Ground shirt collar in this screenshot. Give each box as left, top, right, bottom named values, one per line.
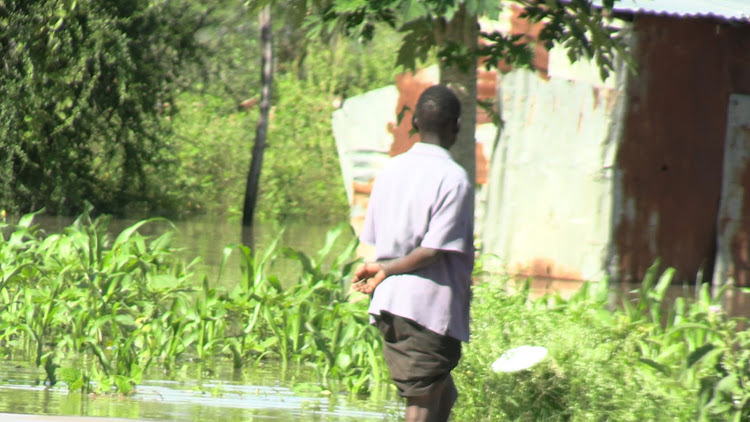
left=407, top=142, right=452, bottom=159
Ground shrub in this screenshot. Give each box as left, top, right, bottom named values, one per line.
left=455, top=267, right=750, bottom=421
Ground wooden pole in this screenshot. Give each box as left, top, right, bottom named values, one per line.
left=242, top=4, right=273, bottom=228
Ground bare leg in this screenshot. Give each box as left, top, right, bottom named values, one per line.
left=436, top=374, right=457, bottom=422
left=405, top=380, right=446, bottom=422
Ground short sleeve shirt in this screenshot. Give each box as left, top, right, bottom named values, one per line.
left=361, top=142, right=474, bottom=342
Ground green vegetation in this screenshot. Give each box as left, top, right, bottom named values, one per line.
left=0, top=210, right=386, bottom=395
left=0, top=0, right=206, bottom=216
left=456, top=265, right=750, bottom=421
left=172, top=28, right=402, bottom=221
left=0, top=0, right=402, bottom=221
left=4, top=210, right=748, bottom=420
left=167, top=32, right=401, bottom=221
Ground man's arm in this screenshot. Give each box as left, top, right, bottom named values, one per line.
left=351, top=247, right=443, bottom=294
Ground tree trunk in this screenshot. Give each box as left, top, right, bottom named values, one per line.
left=242, top=5, right=273, bottom=227
left=435, top=4, right=478, bottom=185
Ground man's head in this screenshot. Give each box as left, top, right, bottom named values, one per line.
left=412, top=85, right=461, bottom=149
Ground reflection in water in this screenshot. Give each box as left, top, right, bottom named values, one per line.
left=3, top=215, right=390, bottom=420
left=33, top=215, right=357, bottom=290
left=0, top=360, right=400, bottom=421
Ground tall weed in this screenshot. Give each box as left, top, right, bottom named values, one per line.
left=455, top=264, right=750, bottom=421
left=0, top=210, right=388, bottom=395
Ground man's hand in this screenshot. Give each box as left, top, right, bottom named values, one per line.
left=351, top=262, right=387, bottom=294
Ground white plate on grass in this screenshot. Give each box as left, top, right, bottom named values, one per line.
left=491, top=346, right=549, bottom=373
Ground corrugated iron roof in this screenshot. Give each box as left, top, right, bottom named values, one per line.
left=605, top=0, right=750, bottom=21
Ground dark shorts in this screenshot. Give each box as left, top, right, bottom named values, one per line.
left=374, top=311, right=462, bottom=398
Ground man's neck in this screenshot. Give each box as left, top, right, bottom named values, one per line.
left=419, top=134, right=444, bottom=148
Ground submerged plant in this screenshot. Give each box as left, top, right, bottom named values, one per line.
left=217, top=223, right=387, bottom=393
left=0, top=210, right=388, bottom=395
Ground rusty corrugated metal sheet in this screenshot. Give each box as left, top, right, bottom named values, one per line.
left=332, top=66, right=499, bottom=246
left=388, top=67, right=440, bottom=157
left=482, top=67, right=626, bottom=282
left=613, top=15, right=750, bottom=284
left=608, top=0, right=750, bottom=21
left=714, top=94, right=750, bottom=286
left=492, top=5, right=550, bottom=78
left=331, top=86, right=398, bottom=206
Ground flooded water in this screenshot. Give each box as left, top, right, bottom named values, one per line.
left=1, top=215, right=400, bottom=421
left=32, top=215, right=358, bottom=289
left=0, top=359, right=401, bottom=421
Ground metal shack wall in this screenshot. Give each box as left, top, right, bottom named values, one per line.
left=614, top=15, right=750, bottom=284
left=482, top=68, right=626, bottom=281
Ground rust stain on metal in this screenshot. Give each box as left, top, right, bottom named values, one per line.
left=513, top=258, right=584, bottom=282
left=728, top=138, right=750, bottom=286
left=389, top=67, right=497, bottom=186
left=592, top=87, right=601, bottom=110
left=389, top=69, right=439, bottom=157
left=495, top=5, right=550, bottom=78
left=475, top=142, right=490, bottom=185
left=614, top=15, right=750, bottom=283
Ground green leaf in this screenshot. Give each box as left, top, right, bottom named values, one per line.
left=651, top=268, right=674, bottom=302
left=336, top=352, right=352, bottom=369
left=18, top=210, right=42, bottom=228
left=112, top=218, right=170, bottom=250
left=401, top=0, right=429, bottom=22
left=464, top=0, right=479, bottom=16
left=333, top=0, right=368, bottom=14
left=292, top=382, right=323, bottom=394
left=59, top=367, right=83, bottom=391
left=715, top=374, right=739, bottom=394
left=395, top=20, right=434, bottom=70
left=637, top=358, right=669, bottom=375
left=114, top=375, right=133, bottom=395
left=267, top=275, right=282, bottom=293
left=115, top=314, right=135, bottom=326
left=283, top=248, right=316, bottom=276
left=259, top=336, right=279, bottom=349
left=666, top=322, right=710, bottom=334
left=245, top=0, right=273, bottom=14
left=687, top=344, right=716, bottom=368
left=150, top=274, right=179, bottom=291
left=317, top=223, right=345, bottom=262
left=130, top=363, right=143, bottom=384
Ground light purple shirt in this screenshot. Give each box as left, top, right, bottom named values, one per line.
left=361, top=142, right=474, bottom=342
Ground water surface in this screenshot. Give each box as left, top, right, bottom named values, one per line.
left=0, top=359, right=400, bottom=421
left=1, top=215, right=396, bottom=420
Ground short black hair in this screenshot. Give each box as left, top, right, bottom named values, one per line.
left=414, top=85, right=461, bottom=134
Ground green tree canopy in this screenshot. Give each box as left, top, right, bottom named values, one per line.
left=0, top=0, right=208, bottom=215
left=305, top=0, right=627, bottom=80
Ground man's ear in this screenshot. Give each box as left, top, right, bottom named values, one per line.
left=412, top=116, right=419, bottom=131
left=454, top=117, right=461, bottom=133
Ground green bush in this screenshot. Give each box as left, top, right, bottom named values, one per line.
left=0, top=0, right=401, bottom=220
left=165, top=32, right=402, bottom=221
left=0, top=0, right=206, bottom=216
left=455, top=267, right=750, bottom=421
left=163, top=92, right=255, bottom=217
